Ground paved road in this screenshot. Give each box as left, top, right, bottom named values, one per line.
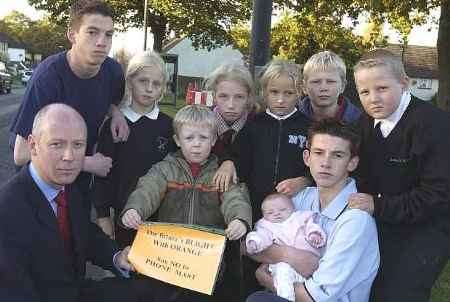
left=0, top=87, right=25, bottom=186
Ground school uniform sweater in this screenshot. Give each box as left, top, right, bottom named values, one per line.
left=357, top=97, right=450, bottom=227
left=93, top=114, right=175, bottom=219
left=233, top=110, right=310, bottom=221
left=356, top=96, right=450, bottom=301
left=357, top=96, right=450, bottom=246
left=299, top=95, right=362, bottom=124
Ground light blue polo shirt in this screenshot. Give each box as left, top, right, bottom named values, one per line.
left=292, top=178, right=380, bottom=302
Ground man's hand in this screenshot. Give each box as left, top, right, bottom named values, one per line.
left=348, top=193, right=375, bottom=215
left=116, top=246, right=135, bottom=272
left=294, top=282, right=314, bottom=302
left=250, top=245, right=319, bottom=278
left=225, top=219, right=247, bottom=240
left=276, top=177, right=310, bottom=197
left=213, top=160, right=237, bottom=192
left=255, top=264, right=275, bottom=292
left=83, top=153, right=112, bottom=177
left=110, top=105, right=129, bottom=142
left=97, top=217, right=114, bottom=239
left=121, top=209, right=142, bottom=230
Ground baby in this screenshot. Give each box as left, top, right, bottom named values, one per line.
left=246, top=193, right=326, bottom=302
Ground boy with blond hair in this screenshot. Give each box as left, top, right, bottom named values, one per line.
left=300, top=50, right=360, bottom=123
left=349, top=49, right=450, bottom=302
left=120, top=104, right=252, bottom=302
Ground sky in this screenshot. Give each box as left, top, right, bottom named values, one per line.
left=0, top=0, right=440, bottom=55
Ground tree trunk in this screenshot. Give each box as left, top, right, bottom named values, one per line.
left=152, top=26, right=164, bottom=52
left=437, top=0, right=450, bottom=111
left=148, top=15, right=167, bottom=52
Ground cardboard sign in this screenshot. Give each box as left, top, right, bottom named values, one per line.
left=128, top=223, right=226, bottom=295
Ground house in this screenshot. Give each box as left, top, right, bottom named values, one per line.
left=0, top=32, right=42, bottom=65
left=0, top=33, right=9, bottom=61
left=163, top=37, right=245, bottom=94
left=7, top=38, right=27, bottom=63
left=386, top=44, right=438, bottom=101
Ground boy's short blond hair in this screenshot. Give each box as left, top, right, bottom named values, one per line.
left=173, top=105, right=218, bottom=139
left=259, top=59, right=302, bottom=96
left=303, top=50, right=347, bottom=89
left=354, top=49, right=408, bottom=80
left=126, top=51, right=168, bottom=94
left=204, top=63, right=256, bottom=109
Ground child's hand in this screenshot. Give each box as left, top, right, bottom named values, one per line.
left=121, top=209, right=142, bottom=230
left=213, top=160, right=237, bottom=192
left=348, top=193, right=375, bottom=215
left=225, top=219, right=247, bottom=240
left=276, top=177, right=310, bottom=197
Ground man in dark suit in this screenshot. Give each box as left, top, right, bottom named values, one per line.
left=0, top=103, right=147, bottom=302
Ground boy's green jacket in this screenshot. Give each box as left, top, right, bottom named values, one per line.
left=121, top=150, right=252, bottom=230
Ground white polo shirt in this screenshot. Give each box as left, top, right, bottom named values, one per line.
left=292, top=178, right=380, bottom=302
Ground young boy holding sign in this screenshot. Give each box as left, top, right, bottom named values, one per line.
left=121, top=104, right=252, bottom=301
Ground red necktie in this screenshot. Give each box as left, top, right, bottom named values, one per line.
left=55, top=190, right=72, bottom=254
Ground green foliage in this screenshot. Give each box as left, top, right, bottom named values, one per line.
left=230, top=11, right=369, bottom=67
left=0, top=11, right=69, bottom=58
left=28, top=0, right=252, bottom=51
left=229, top=22, right=251, bottom=56
left=271, top=12, right=367, bottom=66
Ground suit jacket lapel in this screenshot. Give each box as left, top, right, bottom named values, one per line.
left=21, top=166, right=76, bottom=274
left=67, top=186, right=83, bottom=250
left=21, top=167, right=59, bottom=233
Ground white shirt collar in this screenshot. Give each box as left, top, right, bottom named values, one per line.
left=374, top=91, right=411, bottom=138
left=265, top=107, right=297, bottom=120
left=121, top=104, right=160, bottom=123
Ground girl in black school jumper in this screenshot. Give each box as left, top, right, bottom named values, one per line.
left=204, top=63, right=258, bottom=193
left=233, top=59, right=311, bottom=298
left=203, top=63, right=258, bottom=302
left=349, top=49, right=450, bottom=302
left=93, top=51, right=175, bottom=248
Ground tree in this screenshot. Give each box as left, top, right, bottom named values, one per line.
left=28, top=0, right=252, bottom=51
left=0, top=11, right=69, bottom=59
left=436, top=0, right=449, bottom=111
left=277, top=0, right=450, bottom=111
left=231, top=11, right=370, bottom=66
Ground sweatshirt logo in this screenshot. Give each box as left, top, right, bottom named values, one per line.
left=288, top=134, right=307, bottom=148
left=156, top=137, right=169, bottom=153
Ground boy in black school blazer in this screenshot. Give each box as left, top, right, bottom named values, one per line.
left=349, top=49, right=450, bottom=302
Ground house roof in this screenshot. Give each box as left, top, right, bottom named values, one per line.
left=385, top=44, right=438, bottom=79
left=162, top=37, right=184, bottom=53
left=0, top=32, right=27, bottom=49
left=0, top=32, right=9, bottom=43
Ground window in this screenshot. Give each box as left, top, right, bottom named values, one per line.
left=416, top=78, right=432, bottom=90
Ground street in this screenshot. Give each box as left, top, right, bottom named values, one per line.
left=0, top=87, right=25, bottom=186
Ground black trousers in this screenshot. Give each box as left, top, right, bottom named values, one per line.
left=80, top=277, right=154, bottom=302
left=370, top=224, right=450, bottom=302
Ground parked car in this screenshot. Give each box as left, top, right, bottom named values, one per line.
left=22, top=70, right=33, bottom=86
left=0, top=62, right=12, bottom=94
